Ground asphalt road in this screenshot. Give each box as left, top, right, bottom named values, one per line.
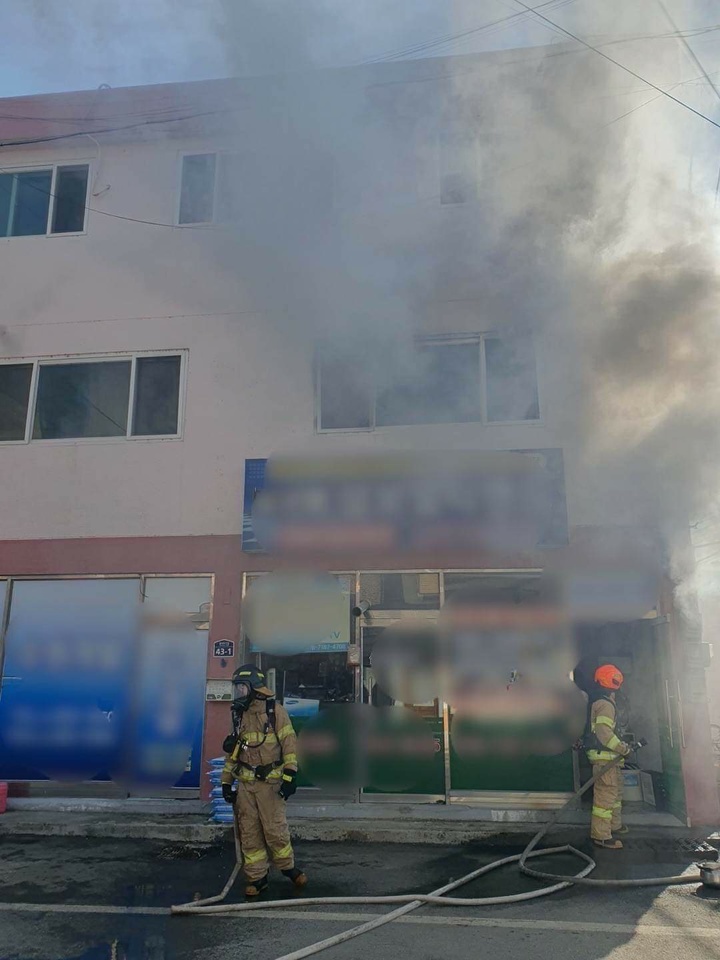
left=0, top=835, right=719, bottom=960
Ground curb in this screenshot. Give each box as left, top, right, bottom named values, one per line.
left=0, top=816, right=225, bottom=844
left=0, top=814, right=710, bottom=847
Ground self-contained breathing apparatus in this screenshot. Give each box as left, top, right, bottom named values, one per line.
left=582, top=692, right=619, bottom=755
left=579, top=669, right=646, bottom=757
left=223, top=665, right=285, bottom=784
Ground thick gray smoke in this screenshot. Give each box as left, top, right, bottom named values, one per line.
left=406, top=4, right=720, bottom=598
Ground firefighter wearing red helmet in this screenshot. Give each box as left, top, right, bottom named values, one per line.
left=584, top=664, right=631, bottom=849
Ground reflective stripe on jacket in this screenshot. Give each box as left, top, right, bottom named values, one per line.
left=221, top=700, right=298, bottom=785
left=586, top=697, right=630, bottom=763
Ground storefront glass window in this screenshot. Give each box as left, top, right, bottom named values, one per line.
left=0, top=578, right=139, bottom=783
left=359, top=572, right=440, bottom=611
left=443, top=572, right=541, bottom=604
left=0, top=577, right=210, bottom=793
left=137, top=577, right=211, bottom=790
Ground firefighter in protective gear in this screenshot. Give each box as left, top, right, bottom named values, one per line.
left=221, top=665, right=307, bottom=896
left=585, top=664, right=631, bottom=850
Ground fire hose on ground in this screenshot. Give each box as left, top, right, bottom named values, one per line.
left=171, top=751, right=713, bottom=960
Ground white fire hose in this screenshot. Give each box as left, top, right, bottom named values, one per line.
left=171, top=752, right=708, bottom=960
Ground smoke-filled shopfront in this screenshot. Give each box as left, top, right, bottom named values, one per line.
left=241, top=454, right=720, bottom=826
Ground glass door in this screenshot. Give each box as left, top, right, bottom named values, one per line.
left=250, top=572, right=358, bottom=799
left=360, top=614, right=446, bottom=802
left=655, top=618, right=688, bottom=823
left=443, top=572, right=575, bottom=803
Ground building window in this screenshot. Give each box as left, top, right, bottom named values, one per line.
left=317, top=336, right=539, bottom=431
left=484, top=337, right=540, bottom=423
left=439, top=121, right=479, bottom=205
left=376, top=342, right=482, bottom=426
left=178, top=153, right=238, bottom=225
left=0, top=164, right=89, bottom=237
left=0, top=353, right=184, bottom=443
left=131, top=355, right=183, bottom=436
left=318, top=354, right=373, bottom=430
left=0, top=363, right=33, bottom=440
left=34, top=361, right=132, bottom=439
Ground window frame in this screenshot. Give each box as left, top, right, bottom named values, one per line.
left=314, top=350, right=376, bottom=434
left=176, top=150, right=236, bottom=227
left=0, top=350, right=187, bottom=446
left=0, top=160, right=92, bottom=239
left=480, top=334, right=543, bottom=427
left=316, top=333, right=542, bottom=433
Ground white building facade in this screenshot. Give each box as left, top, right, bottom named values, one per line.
left=0, top=52, right=716, bottom=824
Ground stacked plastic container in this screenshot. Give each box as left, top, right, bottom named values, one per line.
left=208, top=757, right=235, bottom=823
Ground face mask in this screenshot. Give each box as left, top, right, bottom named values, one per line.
left=232, top=680, right=253, bottom=709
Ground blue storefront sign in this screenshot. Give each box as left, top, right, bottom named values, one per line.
left=242, top=450, right=568, bottom=554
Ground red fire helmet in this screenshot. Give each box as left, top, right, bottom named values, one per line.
left=594, top=664, right=624, bottom=690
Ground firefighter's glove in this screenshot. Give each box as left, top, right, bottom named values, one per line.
left=222, top=783, right=238, bottom=806
left=278, top=769, right=297, bottom=801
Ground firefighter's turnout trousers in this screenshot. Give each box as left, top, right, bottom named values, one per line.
left=590, top=762, right=623, bottom=841
left=586, top=695, right=629, bottom=841
left=221, top=699, right=298, bottom=881
left=238, top=780, right=294, bottom=880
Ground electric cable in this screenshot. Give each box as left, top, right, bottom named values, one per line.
left=0, top=161, right=186, bottom=229
left=510, top=0, right=720, bottom=132
left=0, top=108, right=229, bottom=149
left=656, top=1, right=720, bottom=104
left=361, top=0, right=579, bottom=65
left=655, top=0, right=720, bottom=204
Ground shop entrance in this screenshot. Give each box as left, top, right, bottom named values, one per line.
left=260, top=649, right=357, bottom=799
left=248, top=571, right=685, bottom=815
left=360, top=613, right=446, bottom=802
left=575, top=616, right=687, bottom=824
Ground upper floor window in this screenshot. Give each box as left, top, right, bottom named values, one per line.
left=0, top=163, right=89, bottom=237
left=317, top=335, right=539, bottom=432
left=178, top=152, right=237, bottom=225
left=439, top=121, right=479, bottom=206
left=0, top=352, right=184, bottom=443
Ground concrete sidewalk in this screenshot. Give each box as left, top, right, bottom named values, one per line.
left=1, top=797, right=712, bottom=847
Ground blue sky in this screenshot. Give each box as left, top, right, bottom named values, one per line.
left=0, top=0, right=718, bottom=97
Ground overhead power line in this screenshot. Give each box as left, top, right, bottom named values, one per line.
left=0, top=108, right=228, bottom=149
left=361, top=0, right=579, bottom=65
left=511, top=0, right=720, bottom=132
left=0, top=103, right=221, bottom=125
left=656, top=0, right=720, bottom=105
left=0, top=163, right=180, bottom=228
left=361, top=1, right=720, bottom=67
left=655, top=0, right=720, bottom=202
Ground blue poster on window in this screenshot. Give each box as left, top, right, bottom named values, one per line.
left=0, top=579, right=137, bottom=782
left=0, top=577, right=210, bottom=791
left=243, top=458, right=268, bottom=553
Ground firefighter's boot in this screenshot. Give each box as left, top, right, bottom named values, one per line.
left=245, top=874, right=269, bottom=897
left=282, top=867, right=308, bottom=889
left=593, top=838, right=623, bottom=850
